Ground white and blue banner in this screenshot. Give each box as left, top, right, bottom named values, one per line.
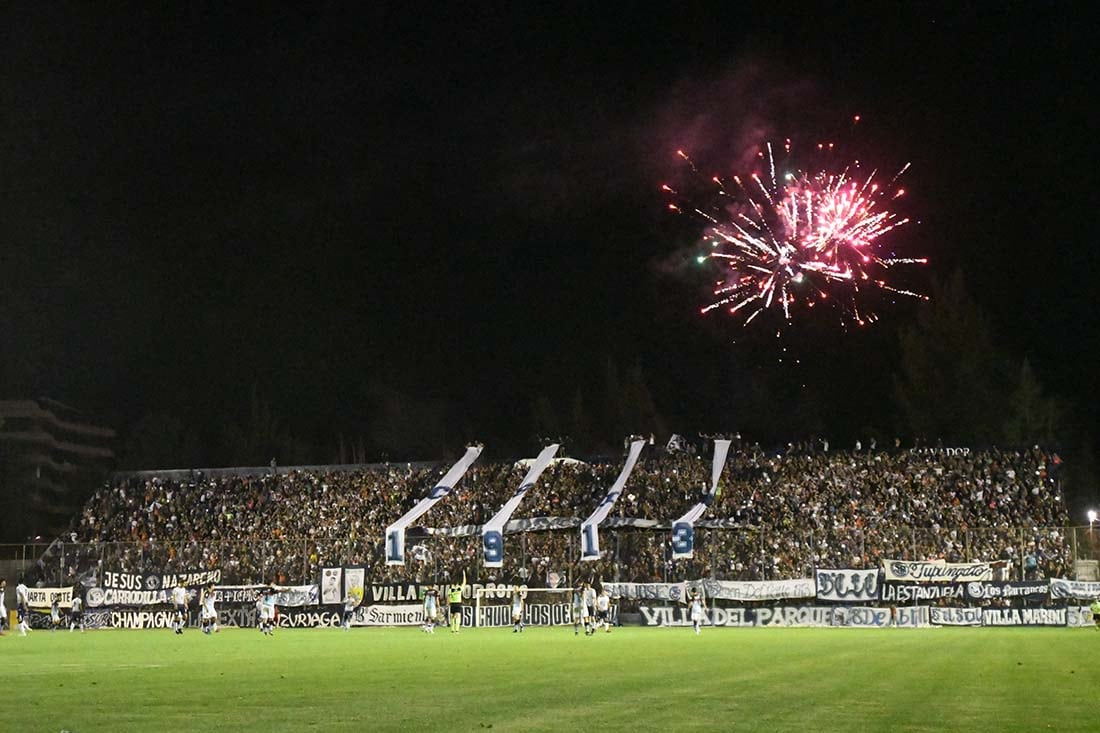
left=883, top=559, right=992, bottom=583
left=1049, top=578, right=1100, bottom=600
left=481, top=444, right=559, bottom=568
left=815, top=569, right=881, bottom=602
left=832, top=606, right=893, bottom=627
left=982, top=607, right=1066, bottom=626
left=670, top=439, right=732, bottom=560
left=929, top=607, right=982, bottom=626
left=580, top=440, right=645, bottom=561
left=606, top=578, right=814, bottom=602
left=385, top=446, right=483, bottom=565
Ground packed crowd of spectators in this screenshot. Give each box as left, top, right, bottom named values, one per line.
left=57, top=441, right=1070, bottom=587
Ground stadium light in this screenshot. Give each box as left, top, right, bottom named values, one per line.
left=1088, top=509, right=1098, bottom=529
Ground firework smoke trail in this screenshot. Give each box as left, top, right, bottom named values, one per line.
left=665, top=134, right=927, bottom=329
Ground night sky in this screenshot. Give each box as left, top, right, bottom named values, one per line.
left=1, top=5, right=1095, bottom=464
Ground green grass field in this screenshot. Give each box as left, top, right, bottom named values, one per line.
left=5, top=626, right=1098, bottom=732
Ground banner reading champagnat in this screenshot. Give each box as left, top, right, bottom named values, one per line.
left=670, top=439, right=732, bottom=560
left=481, top=444, right=560, bottom=568
left=385, top=445, right=483, bottom=565
left=580, top=440, right=646, bottom=561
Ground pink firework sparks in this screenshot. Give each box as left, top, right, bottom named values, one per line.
left=665, top=140, right=928, bottom=329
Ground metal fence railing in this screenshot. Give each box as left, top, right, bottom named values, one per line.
left=0, top=526, right=1088, bottom=595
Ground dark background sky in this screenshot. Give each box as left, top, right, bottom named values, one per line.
left=1, top=4, right=1095, bottom=466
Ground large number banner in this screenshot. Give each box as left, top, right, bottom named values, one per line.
left=930, top=607, right=982, bottom=626
left=670, top=439, right=732, bottom=560
left=982, top=607, right=1066, bottom=626
left=883, top=559, right=992, bottom=583
left=385, top=445, right=483, bottom=565
left=1049, top=578, right=1100, bottom=600
left=580, top=440, right=645, bottom=561
left=482, top=444, right=560, bottom=567
left=25, top=586, right=74, bottom=610
left=815, top=569, right=880, bottom=602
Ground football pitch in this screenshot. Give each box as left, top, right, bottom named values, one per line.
left=6, top=626, right=1098, bottom=732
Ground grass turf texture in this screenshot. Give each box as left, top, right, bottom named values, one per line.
left=5, top=626, right=1097, bottom=732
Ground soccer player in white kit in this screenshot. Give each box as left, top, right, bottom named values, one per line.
left=572, top=583, right=585, bottom=636
left=70, top=595, right=85, bottom=632
left=50, top=598, right=62, bottom=630
left=582, top=583, right=597, bottom=636
left=595, top=589, right=612, bottom=633
left=0, top=578, right=7, bottom=636
left=341, top=590, right=359, bottom=631
left=16, top=578, right=31, bottom=636
left=200, top=583, right=218, bottom=634
left=422, top=587, right=439, bottom=633
left=171, top=584, right=188, bottom=634
left=259, top=586, right=278, bottom=635
left=687, top=588, right=706, bottom=635
left=511, top=585, right=526, bottom=633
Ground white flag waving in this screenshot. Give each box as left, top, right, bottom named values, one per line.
left=481, top=444, right=560, bottom=568
left=671, top=439, right=732, bottom=560
left=385, top=445, right=483, bottom=565
left=580, top=440, right=646, bottom=561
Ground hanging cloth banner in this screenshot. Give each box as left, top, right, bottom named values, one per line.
left=385, top=445, right=483, bottom=565
left=481, top=444, right=560, bottom=568
left=580, top=440, right=646, bottom=561
left=670, top=439, right=732, bottom=560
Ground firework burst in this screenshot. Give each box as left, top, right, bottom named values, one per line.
left=665, top=133, right=927, bottom=329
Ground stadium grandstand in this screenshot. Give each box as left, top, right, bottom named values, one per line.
left=23, top=439, right=1072, bottom=593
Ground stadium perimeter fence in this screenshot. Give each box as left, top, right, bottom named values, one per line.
left=2, top=525, right=1096, bottom=592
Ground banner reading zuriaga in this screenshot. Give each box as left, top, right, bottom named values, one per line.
left=482, top=444, right=559, bottom=568
left=670, top=439, right=731, bottom=560
left=580, top=440, right=645, bottom=561
left=1049, top=578, right=1100, bottom=600
left=883, top=559, right=992, bottom=583
left=385, top=445, right=482, bottom=565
